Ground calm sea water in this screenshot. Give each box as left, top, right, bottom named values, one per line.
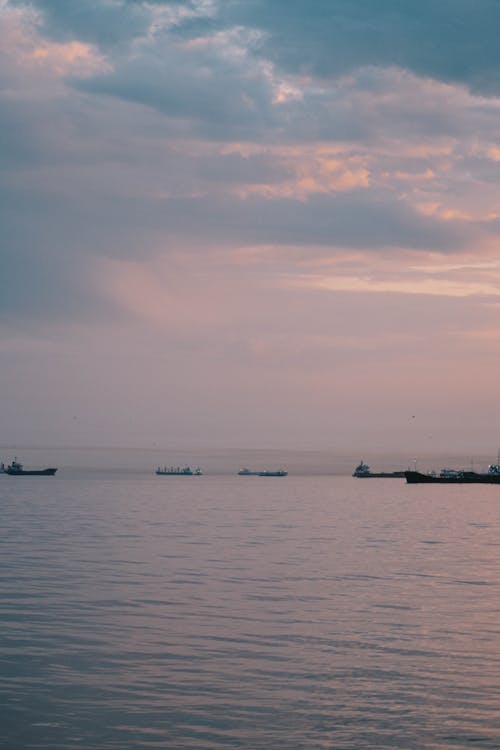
left=1, top=453, right=500, bottom=748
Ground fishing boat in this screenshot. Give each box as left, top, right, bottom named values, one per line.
left=5, top=458, right=57, bottom=476
left=155, top=466, right=202, bottom=476
left=352, top=461, right=405, bottom=478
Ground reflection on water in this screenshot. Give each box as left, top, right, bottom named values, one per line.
left=1, top=473, right=500, bottom=748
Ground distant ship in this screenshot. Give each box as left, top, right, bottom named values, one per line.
left=238, top=467, right=288, bottom=476
left=352, top=461, right=405, bottom=478
left=405, top=464, right=500, bottom=484
left=5, top=458, right=57, bottom=476
left=258, top=470, right=288, bottom=477
left=155, top=466, right=202, bottom=476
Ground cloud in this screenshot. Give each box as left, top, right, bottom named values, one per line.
left=8, top=2, right=500, bottom=147
left=293, top=273, right=500, bottom=300
left=223, top=0, right=500, bottom=96
left=0, top=3, right=499, bottom=357
left=7, top=0, right=153, bottom=47
left=74, top=26, right=278, bottom=139
left=12, top=0, right=500, bottom=97
left=149, top=190, right=471, bottom=251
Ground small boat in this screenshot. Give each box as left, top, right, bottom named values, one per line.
left=5, top=458, right=57, bottom=476
left=258, top=470, right=288, bottom=477
left=238, top=468, right=259, bottom=475
left=155, top=466, right=202, bottom=476
left=352, top=461, right=405, bottom=478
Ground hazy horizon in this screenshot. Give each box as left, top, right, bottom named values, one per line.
left=1, top=443, right=499, bottom=478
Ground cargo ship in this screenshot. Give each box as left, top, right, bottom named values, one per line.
left=5, top=458, right=57, bottom=476
left=155, top=466, right=202, bottom=475
left=258, top=470, right=288, bottom=477
left=405, top=466, right=500, bottom=484
left=239, top=468, right=288, bottom=476
left=352, top=461, right=405, bottom=478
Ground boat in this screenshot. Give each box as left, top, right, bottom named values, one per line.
left=352, top=461, right=405, bottom=478
left=238, top=467, right=288, bottom=476
left=155, top=466, right=202, bottom=475
left=5, top=458, right=57, bottom=476
left=405, top=464, right=500, bottom=484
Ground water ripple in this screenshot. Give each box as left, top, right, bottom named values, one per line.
left=1, top=476, right=500, bottom=748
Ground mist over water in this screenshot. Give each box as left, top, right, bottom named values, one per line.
left=1, top=453, right=500, bottom=748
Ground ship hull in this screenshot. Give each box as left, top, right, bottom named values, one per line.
left=405, top=470, right=500, bottom=484
left=156, top=471, right=198, bottom=476
left=6, top=468, right=57, bottom=476
left=354, top=471, right=405, bottom=478
left=258, top=471, right=288, bottom=477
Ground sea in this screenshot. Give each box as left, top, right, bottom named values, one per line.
left=1, top=447, right=500, bottom=749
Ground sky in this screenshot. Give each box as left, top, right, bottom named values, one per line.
left=2, top=0, right=500, bottom=455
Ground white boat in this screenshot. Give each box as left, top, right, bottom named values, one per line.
left=155, top=466, right=202, bottom=476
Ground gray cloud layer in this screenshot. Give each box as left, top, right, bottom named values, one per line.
left=12, top=0, right=500, bottom=93
left=227, top=0, right=500, bottom=94
left=1, top=0, right=498, bottom=326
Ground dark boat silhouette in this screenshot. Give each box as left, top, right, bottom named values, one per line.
left=257, top=470, right=288, bottom=477
left=405, top=466, right=500, bottom=484
left=5, top=458, right=57, bottom=476
left=353, top=461, right=405, bottom=478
